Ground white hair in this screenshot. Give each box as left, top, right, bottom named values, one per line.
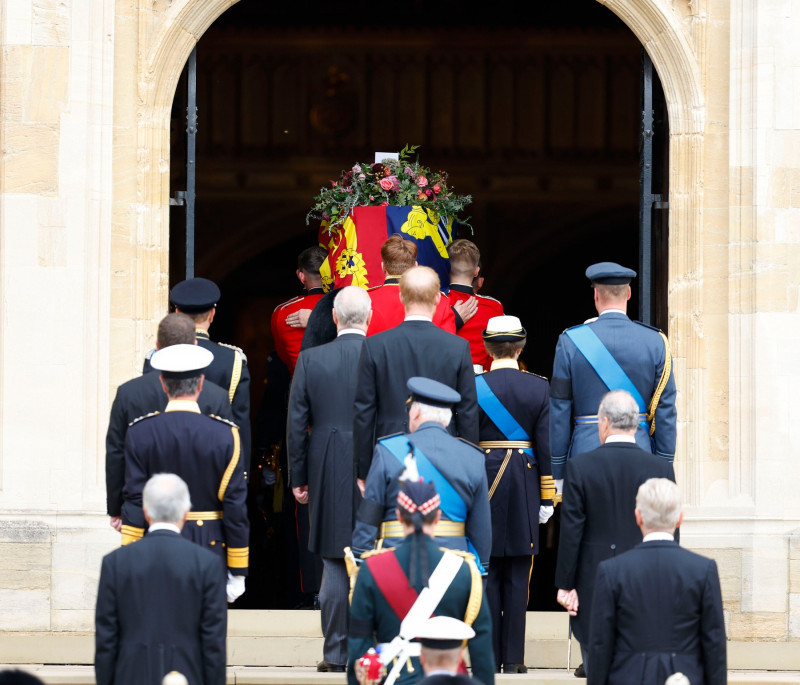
left=598, top=390, right=640, bottom=431
left=636, top=478, right=681, bottom=532
left=333, top=286, right=371, bottom=327
left=415, top=401, right=453, bottom=427
left=143, top=473, right=192, bottom=524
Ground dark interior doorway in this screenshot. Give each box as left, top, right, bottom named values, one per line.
left=168, top=0, right=668, bottom=610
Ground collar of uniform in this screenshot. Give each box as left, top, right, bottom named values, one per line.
left=449, top=283, right=474, bottom=295
left=416, top=420, right=448, bottom=433
left=307, top=287, right=325, bottom=295
left=405, top=315, right=433, bottom=322
left=338, top=328, right=366, bottom=337
left=148, top=522, right=181, bottom=534
left=165, top=400, right=201, bottom=413
left=490, top=359, right=519, bottom=371
left=643, top=531, right=674, bottom=542
left=195, top=328, right=210, bottom=340
left=384, top=276, right=401, bottom=285
left=604, top=434, right=636, bottom=444
left=598, top=308, right=627, bottom=316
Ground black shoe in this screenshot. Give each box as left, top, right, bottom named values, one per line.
left=573, top=663, right=586, bottom=678
left=317, top=660, right=345, bottom=672
left=503, top=664, right=528, bottom=674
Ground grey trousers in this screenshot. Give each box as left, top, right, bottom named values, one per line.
left=320, top=557, right=350, bottom=665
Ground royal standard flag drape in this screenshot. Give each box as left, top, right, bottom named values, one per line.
left=318, top=206, right=457, bottom=292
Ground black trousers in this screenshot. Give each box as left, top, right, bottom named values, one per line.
left=486, top=555, right=533, bottom=666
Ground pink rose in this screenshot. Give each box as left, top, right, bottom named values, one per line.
left=379, top=178, right=394, bottom=191
left=433, top=184, right=441, bottom=193
left=358, top=174, right=366, bottom=181
left=416, top=176, right=428, bottom=188
left=425, top=188, right=433, bottom=197
left=369, top=195, right=374, bottom=201
left=353, top=165, right=362, bottom=174
left=404, top=167, right=414, bottom=176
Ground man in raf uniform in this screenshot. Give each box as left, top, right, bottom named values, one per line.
left=366, top=234, right=456, bottom=335
left=287, top=286, right=372, bottom=672
left=348, top=478, right=494, bottom=685
left=271, top=246, right=328, bottom=375
left=446, top=239, right=504, bottom=372
left=354, top=266, right=478, bottom=482
left=106, top=314, right=233, bottom=534
left=549, top=262, right=676, bottom=489
left=122, top=344, right=249, bottom=604
left=476, top=316, right=554, bottom=674
left=352, top=377, right=490, bottom=576
left=147, top=277, right=252, bottom=465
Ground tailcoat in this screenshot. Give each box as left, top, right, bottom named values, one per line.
left=122, top=404, right=249, bottom=575
left=105, top=372, right=233, bottom=517
left=549, top=311, right=676, bottom=479
left=447, top=284, right=504, bottom=371
left=287, top=332, right=364, bottom=558
left=589, top=540, right=727, bottom=685
left=353, top=320, right=478, bottom=479
left=351, top=422, right=491, bottom=572
left=95, top=529, right=227, bottom=685
left=347, top=534, right=495, bottom=685
left=553, top=441, right=676, bottom=645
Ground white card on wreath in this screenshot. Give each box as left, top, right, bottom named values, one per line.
left=374, top=152, right=399, bottom=164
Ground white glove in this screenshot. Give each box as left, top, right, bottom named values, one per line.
left=555, top=479, right=564, bottom=495
left=226, top=571, right=246, bottom=603
left=539, top=505, right=554, bottom=524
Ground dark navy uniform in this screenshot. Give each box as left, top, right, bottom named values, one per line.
left=477, top=359, right=553, bottom=669
left=347, top=535, right=495, bottom=685
left=351, top=421, right=491, bottom=572
left=105, top=371, right=233, bottom=517
left=550, top=263, right=676, bottom=479
left=121, top=402, right=249, bottom=576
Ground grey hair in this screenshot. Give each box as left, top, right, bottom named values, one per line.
left=636, top=478, right=681, bottom=532
left=420, top=645, right=462, bottom=670
left=143, top=473, right=192, bottom=524
left=415, top=401, right=453, bottom=427
left=333, top=285, right=372, bottom=327
left=598, top=390, right=639, bottom=431
left=164, top=375, right=202, bottom=398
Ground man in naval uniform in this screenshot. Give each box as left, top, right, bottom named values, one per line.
left=445, top=239, right=504, bottom=372
left=549, top=262, right=676, bottom=489
left=271, top=246, right=328, bottom=375
left=106, top=313, right=233, bottom=534
left=145, top=277, right=252, bottom=466
left=353, top=266, right=478, bottom=482
left=348, top=478, right=494, bottom=685
left=351, top=377, right=490, bottom=576
left=122, top=343, right=249, bottom=604
left=476, top=316, right=554, bottom=674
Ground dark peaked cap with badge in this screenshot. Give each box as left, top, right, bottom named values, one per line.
left=169, top=277, right=221, bottom=312
left=407, top=376, right=461, bottom=408
left=149, top=343, right=213, bottom=379
left=482, top=314, right=526, bottom=341
left=585, top=262, right=637, bottom=285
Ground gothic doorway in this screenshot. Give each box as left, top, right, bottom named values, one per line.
left=166, top=0, right=670, bottom=609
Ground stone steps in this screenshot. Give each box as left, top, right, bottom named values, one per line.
left=1, top=611, right=799, bottom=675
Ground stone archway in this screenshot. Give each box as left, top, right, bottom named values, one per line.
left=116, top=0, right=707, bottom=498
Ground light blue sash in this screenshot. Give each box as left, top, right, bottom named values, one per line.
left=475, top=375, right=534, bottom=457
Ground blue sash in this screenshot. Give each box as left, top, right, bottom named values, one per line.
left=475, top=375, right=534, bottom=457
left=565, top=325, right=647, bottom=412
left=380, top=434, right=485, bottom=574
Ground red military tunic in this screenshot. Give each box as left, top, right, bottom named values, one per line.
left=271, top=287, right=326, bottom=375
left=366, top=277, right=456, bottom=336
left=447, top=283, right=504, bottom=371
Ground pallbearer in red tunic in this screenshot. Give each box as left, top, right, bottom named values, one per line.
left=271, top=246, right=328, bottom=375
left=446, top=240, right=504, bottom=373
left=367, top=235, right=456, bottom=335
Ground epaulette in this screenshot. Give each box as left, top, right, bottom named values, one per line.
left=456, top=437, right=481, bottom=450
left=366, top=283, right=383, bottom=292
left=274, top=295, right=303, bottom=312
left=476, top=294, right=501, bottom=303
left=562, top=322, right=587, bottom=334
left=632, top=319, right=663, bottom=333
left=209, top=414, right=239, bottom=429
left=377, top=431, right=405, bottom=442
left=218, top=342, right=248, bottom=363
left=128, top=411, right=159, bottom=427
left=522, top=370, right=549, bottom=381
left=361, top=547, right=394, bottom=560
left=144, top=347, right=156, bottom=360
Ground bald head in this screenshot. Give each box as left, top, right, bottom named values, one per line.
left=400, top=266, right=440, bottom=315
